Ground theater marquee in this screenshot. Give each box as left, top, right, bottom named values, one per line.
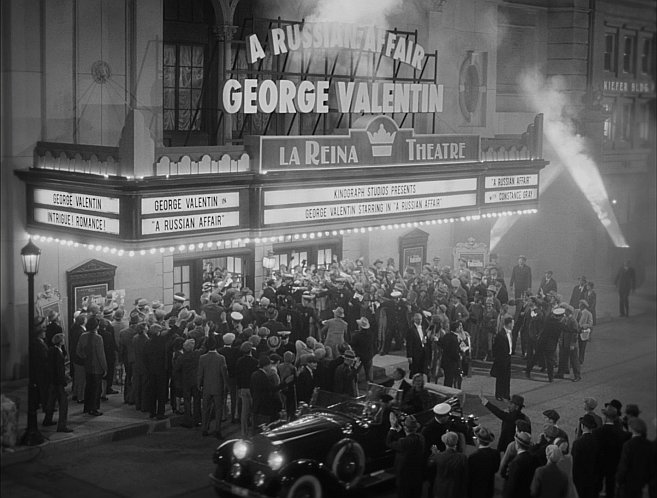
left=252, top=115, right=479, bottom=172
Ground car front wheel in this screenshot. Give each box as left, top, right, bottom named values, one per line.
left=280, top=474, right=323, bottom=498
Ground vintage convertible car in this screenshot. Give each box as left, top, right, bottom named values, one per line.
left=210, top=382, right=475, bottom=498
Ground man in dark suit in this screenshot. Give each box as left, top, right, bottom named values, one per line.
left=530, top=445, right=569, bottom=498
left=438, top=321, right=462, bottom=388
left=296, top=354, right=318, bottom=404
left=572, top=413, right=601, bottom=498
left=386, top=413, right=426, bottom=498
left=431, top=431, right=469, bottom=498
left=503, top=431, right=538, bottom=498
left=509, top=255, right=532, bottom=300
left=614, top=260, right=636, bottom=317
left=616, top=417, right=653, bottom=498
left=593, top=404, right=630, bottom=498
left=406, top=313, right=429, bottom=377
left=144, top=324, right=169, bottom=420
left=537, top=270, right=557, bottom=297
left=350, top=317, right=374, bottom=383
left=569, top=275, right=588, bottom=308
left=198, top=335, right=229, bottom=437
left=468, top=426, right=501, bottom=498
left=480, top=392, right=531, bottom=453
left=380, top=367, right=412, bottom=403
left=250, top=354, right=281, bottom=429
left=491, top=316, right=513, bottom=400
left=42, top=333, right=73, bottom=432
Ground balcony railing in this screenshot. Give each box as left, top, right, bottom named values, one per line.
left=33, top=142, right=252, bottom=177
left=154, top=145, right=250, bottom=176
left=34, top=142, right=120, bottom=176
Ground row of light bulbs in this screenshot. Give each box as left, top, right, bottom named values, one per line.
left=30, top=208, right=538, bottom=256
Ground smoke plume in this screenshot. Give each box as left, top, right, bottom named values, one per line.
left=491, top=68, right=628, bottom=250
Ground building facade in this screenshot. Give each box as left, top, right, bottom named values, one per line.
left=2, top=0, right=654, bottom=380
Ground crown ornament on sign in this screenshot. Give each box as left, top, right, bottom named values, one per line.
left=367, top=124, right=396, bottom=157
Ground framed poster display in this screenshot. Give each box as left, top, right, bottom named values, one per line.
left=74, top=283, right=109, bottom=312
left=453, top=238, right=489, bottom=271
left=66, top=259, right=117, bottom=323
left=402, top=246, right=425, bottom=274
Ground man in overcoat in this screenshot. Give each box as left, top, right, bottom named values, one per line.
left=386, top=414, right=426, bottom=498
left=198, top=335, right=229, bottom=438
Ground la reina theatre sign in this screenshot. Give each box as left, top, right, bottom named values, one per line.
left=254, top=116, right=541, bottom=228
left=252, top=115, right=480, bottom=172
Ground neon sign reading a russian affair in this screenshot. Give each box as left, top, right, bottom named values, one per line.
left=222, top=22, right=442, bottom=115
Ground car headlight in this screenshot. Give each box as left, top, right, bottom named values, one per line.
left=267, top=450, right=284, bottom=471
left=233, top=440, right=250, bottom=460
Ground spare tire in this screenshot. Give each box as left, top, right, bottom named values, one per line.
left=281, top=474, right=323, bottom=498
left=325, top=438, right=365, bottom=489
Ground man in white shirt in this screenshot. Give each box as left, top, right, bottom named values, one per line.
left=406, top=313, right=429, bottom=377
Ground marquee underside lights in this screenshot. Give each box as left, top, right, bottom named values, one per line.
left=28, top=208, right=538, bottom=256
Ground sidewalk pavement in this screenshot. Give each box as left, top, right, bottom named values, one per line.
left=2, top=282, right=653, bottom=468
left=0, top=384, right=184, bottom=468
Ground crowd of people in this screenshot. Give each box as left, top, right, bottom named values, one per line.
left=25, top=249, right=654, bottom=498
left=388, top=394, right=655, bottom=498
left=30, top=253, right=607, bottom=432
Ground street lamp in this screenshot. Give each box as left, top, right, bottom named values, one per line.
left=20, top=238, right=44, bottom=446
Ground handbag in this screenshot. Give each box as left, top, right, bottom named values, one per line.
left=579, top=328, right=591, bottom=341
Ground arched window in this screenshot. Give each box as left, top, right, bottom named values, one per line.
left=163, top=0, right=218, bottom=146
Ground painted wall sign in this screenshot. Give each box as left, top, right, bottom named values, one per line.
left=484, top=188, right=538, bottom=203
left=265, top=178, right=477, bottom=206
left=34, top=207, right=120, bottom=234
left=141, top=211, right=240, bottom=235
left=484, top=174, right=538, bottom=189
left=256, top=115, right=479, bottom=171
left=34, top=188, right=120, bottom=214
left=141, top=192, right=240, bottom=215
left=264, top=193, right=477, bottom=225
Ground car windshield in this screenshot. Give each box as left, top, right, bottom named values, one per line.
left=311, top=390, right=386, bottom=423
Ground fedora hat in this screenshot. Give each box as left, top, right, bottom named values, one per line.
left=474, top=426, right=495, bottom=444
left=333, top=307, right=345, bottom=318
left=514, top=431, right=532, bottom=448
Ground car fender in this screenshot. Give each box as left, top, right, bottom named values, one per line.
left=213, top=438, right=239, bottom=463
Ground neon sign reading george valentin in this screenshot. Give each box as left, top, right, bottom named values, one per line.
left=222, top=22, right=441, bottom=115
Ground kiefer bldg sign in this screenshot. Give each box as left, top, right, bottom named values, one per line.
left=222, top=22, right=443, bottom=115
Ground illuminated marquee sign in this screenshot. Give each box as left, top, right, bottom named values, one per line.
left=32, top=188, right=120, bottom=235
left=255, top=115, right=479, bottom=172
left=263, top=178, right=478, bottom=225
left=141, top=192, right=241, bottom=235
left=484, top=174, right=538, bottom=204
left=222, top=22, right=442, bottom=115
